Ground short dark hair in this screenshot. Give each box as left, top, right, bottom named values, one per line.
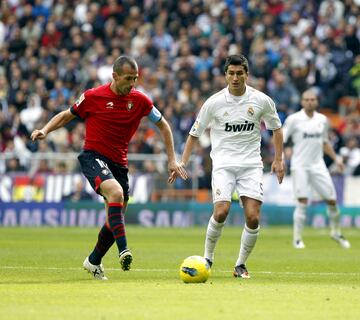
left=224, top=54, right=249, bottom=73
left=113, top=55, right=138, bottom=74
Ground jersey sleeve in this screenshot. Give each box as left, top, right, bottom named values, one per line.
left=189, top=99, right=213, bottom=137
left=140, top=91, right=155, bottom=116
left=71, top=90, right=91, bottom=119
left=261, top=96, right=282, bottom=131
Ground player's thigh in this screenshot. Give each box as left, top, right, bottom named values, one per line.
left=309, top=168, right=336, bottom=200
left=99, top=179, right=124, bottom=201
left=211, top=167, right=236, bottom=203
left=291, top=169, right=311, bottom=199
left=108, top=163, right=130, bottom=202
left=235, top=167, right=264, bottom=204
left=78, top=150, right=116, bottom=194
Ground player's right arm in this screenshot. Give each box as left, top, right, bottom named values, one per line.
left=168, top=134, right=198, bottom=184
left=181, top=99, right=212, bottom=165
left=168, top=99, right=212, bottom=183
left=30, top=108, right=76, bottom=141
left=181, top=135, right=199, bottom=166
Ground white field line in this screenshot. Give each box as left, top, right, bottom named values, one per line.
left=0, top=265, right=359, bottom=276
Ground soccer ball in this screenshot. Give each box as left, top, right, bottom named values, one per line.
left=179, top=255, right=211, bottom=283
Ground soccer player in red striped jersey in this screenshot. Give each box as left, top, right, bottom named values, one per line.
left=31, top=55, right=188, bottom=280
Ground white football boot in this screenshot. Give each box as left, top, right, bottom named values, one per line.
left=83, top=257, right=108, bottom=280
left=331, top=234, right=351, bottom=249
left=293, top=240, right=306, bottom=249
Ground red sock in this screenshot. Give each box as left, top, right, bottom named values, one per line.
left=108, top=203, right=127, bottom=254
left=89, top=222, right=114, bottom=265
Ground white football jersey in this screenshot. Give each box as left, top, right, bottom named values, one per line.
left=283, top=109, right=329, bottom=169
left=189, top=86, right=281, bottom=169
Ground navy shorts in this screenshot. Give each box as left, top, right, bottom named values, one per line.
left=78, top=150, right=129, bottom=201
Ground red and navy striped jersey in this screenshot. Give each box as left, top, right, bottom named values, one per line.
left=71, top=83, right=153, bottom=166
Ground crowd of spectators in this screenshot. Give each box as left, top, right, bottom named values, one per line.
left=1, top=0, right=360, bottom=187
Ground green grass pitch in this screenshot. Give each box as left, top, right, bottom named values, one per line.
left=0, top=226, right=359, bottom=320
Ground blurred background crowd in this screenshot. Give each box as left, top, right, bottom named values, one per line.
left=0, top=0, right=360, bottom=189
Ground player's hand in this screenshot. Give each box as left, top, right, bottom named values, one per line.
left=30, top=129, right=46, bottom=141
left=335, top=158, right=345, bottom=173
left=168, top=171, right=177, bottom=184
left=168, top=161, right=188, bottom=183
left=271, top=159, right=285, bottom=184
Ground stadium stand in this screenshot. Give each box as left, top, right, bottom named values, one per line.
left=0, top=0, right=359, bottom=192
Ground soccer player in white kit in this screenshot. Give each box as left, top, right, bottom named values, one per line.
left=283, top=89, right=350, bottom=249
left=171, top=55, right=285, bottom=278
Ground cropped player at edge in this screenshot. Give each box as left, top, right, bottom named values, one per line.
left=170, top=54, right=285, bottom=279
left=31, top=55, right=188, bottom=280
left=283, top=89, right=350, bottom=249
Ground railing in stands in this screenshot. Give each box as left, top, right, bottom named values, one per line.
left=0, top=152, right=202, bottom=202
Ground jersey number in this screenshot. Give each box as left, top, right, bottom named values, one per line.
left=95, top=159, right=109, bottom=169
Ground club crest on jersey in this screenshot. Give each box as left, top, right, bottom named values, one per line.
left=247, top=107, right=254, bottom=116
left=127, top=101, right=134, bottom=111
left=191, top=120, right=200, bottom=132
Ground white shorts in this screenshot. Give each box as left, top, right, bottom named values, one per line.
left=211, top=167, right=263, bottom=204
left=291, top=167, right=336, bottom=201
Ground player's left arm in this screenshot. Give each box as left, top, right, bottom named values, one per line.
left=322, top=117, right=344, bottom=172
left=323, top=141, right=344, bottom=172
left=262, top=96, right=285, bottom=183
left=271, top=128, right=285, bottom=184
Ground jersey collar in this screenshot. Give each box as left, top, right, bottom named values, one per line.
left=301, top=108, right=316, bottom=119
left=224, top=85, right=248, bottom=103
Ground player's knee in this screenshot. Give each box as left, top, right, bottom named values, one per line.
left=246, top=215, right=259, bottom=229
left=213, top=209, right=229, bottom=223
left=213, top=212, right=228, bottom=223
left=107, top=188, right=124, bottom=203
left=326, top=199, right=336, bottom=206
left=326, top=203, right=339, bottom=217
left=297, top=198, right=308, bottom=205
left=213, top=202, right=230, bottom=223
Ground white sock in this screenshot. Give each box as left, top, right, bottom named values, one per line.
left=293, top=203, right=307, bottom=242
left=235, top=224, right=259, bottom=267
left=327, top=204, right=340, bottom=236
left=203, top=216, right=225, bottom=262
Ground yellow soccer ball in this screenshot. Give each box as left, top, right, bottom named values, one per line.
left=179, top=255, right=211, bottom=283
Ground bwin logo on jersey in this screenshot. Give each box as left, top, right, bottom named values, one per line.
left=303, top=132, right=322, bottom=139
left=225, top=121, right=255, bottom=132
